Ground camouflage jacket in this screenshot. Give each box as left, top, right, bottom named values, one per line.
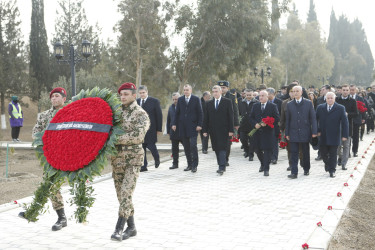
left=117, top=100, right=150, bottom=146
left=32, top=107, right=61, bottom=139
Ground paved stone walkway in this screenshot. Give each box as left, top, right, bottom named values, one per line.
left=1, top=134, right=374, bottom=249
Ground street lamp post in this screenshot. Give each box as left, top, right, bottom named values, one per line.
left=54, top=40, right=91, bottom=97
left=318, top=76, right=330, bottom=86
left=253, top=66, right=272, bottom=84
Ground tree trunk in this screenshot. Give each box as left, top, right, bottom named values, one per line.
left=135, top=21, right=141, bottom=97
left=1, top=92, right=6, bottom=129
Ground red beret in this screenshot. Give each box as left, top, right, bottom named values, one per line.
left=50, top=87, right=67, bottom=99
left=118, top=82, right=136, bottom=94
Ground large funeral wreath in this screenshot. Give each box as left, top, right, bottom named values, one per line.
left=23, top=87, right=124, bottom=223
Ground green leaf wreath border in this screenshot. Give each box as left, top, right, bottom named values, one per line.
left=24, top=87, right=124, bottom=223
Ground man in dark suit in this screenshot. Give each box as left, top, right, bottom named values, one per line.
left=203, top=85, right=234, bottom=175
left=267, top=87, right=282, bottom=164
left=314, top=85, right=331, bottom=161
left=350, top=84, right=366, bottom=157
left=249, top=90, right=280, bottom=177
left=286, top=86, right=317, bottom=179
left=238, top=89, right=258, bottom=161
left=166, top=93, right=185, bottom=170
left=137, top=85, right=163, bottom=172
left=336, top=84, right=358, bottom=170
left=172, top=84, right=203, bottom=173
left=200, top=91, right=211, bottom=154
left=218, top=80, right=239, bottom=166
left=316, top=92, right=349, bottom=177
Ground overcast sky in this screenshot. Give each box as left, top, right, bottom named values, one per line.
left=17, top=0, right=375, bottom=54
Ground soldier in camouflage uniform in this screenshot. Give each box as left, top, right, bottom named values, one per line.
left=111, top=82, right=150, bottom=242
left=19, top=87, right=68, bottom=231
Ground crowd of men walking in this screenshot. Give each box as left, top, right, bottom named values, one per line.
left=138, top=81, right=375, bottom=178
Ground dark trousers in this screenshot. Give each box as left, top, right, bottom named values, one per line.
left=320, top=145, right=338, bottom=174
left=240, top=130, right=249, bottom=153
left=286, top=141, right=304, bottom=167
left=367, top=118, right=374, bottom=132
left=360, top=124, right=365, bottom=140
left=142, top=142, right=160, bottom=167
left=171, top=139, right=183, bottom=166
left=182, top=136, right=198, bottom=167
left=255, top=148, right=272, bottom=171
left=352, top=124, right=360, bottom=153
left=200, top=131, right=209, bottom=151
left=290, top=142, right=310, bottom=175
left=226, top=136, right=233, bottom=163
left=271, top=135, right=279, bottom=161
left=215, top=150, right=226, bottom=171
left=11, top=127, right=21, bottom=139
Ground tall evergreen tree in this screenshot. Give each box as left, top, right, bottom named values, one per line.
left=307, top=0, right=317, bottom=23
left=114, top=0, right=172, bottom=101
left=29, top=0, right=50, bottom=107
left=327, top=11, right=374, bottom=85
left=0, top=0, right=26, bottom=129
left=50, top=0, right=101, bottom=85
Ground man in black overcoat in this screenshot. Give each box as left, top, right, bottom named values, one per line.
left=137, top=85, right=163, bottom=172
left=336, top=84, right=358, bottom=170
left=203, top=85, right=234, bottom=175
left=218, top=80, right=239, bottom=166
left=249, top=90, right=280, bottom=177
left=200, top=91, right=211, bottom=154
left=316, top=92, right=349, bottom=177
left=238, top=89, right=258, bottom=161
left=267, top=87, right=282, bottom=164
left=166, top=92, right=185, bottom=170
left=172, top=84, right=203, bottom=173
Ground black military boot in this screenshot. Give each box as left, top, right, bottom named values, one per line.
left=111, top=217, right=127, bottom=241
left=122, top=216, right=137, bottom=240
left=52, top=208, right=67, bottom=231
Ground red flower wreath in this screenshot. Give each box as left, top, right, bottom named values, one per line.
left=43, top=97, right=113, bottom=172
left=357, top=101, right=367, bottom=113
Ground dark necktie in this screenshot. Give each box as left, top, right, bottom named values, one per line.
left=185, top=98, right=189, bottom=105
left=329, top=105, right=332, bottom=111
left=141, top=99, right=145, bottom=107
left=261, top=103, right=265, bottom=112
left=215, top=99, right=219, bottom=110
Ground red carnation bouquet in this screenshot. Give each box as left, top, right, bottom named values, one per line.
left=279, top=141, right=288, bottom=148
left=248, top=116, right=275, bottom=137
left=357, top=101, right=367, bottom=113
left=230, top=129, right=240, bottom=142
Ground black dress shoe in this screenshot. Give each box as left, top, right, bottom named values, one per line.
left=330, top=172, right=336, bottom=178
left=288, top=174, right=298, bottom=179
left=244, top=152, right=249, bottom=158
left=287, top=166, right=291, bottom=171
left=337, top=158, right=342, bottom=166
left=259, top=166, right=264, bottom=172
left=169, top=165, right=178, bottom=169
left=353, top=153, right=358, bottom=157
left=155, top=160, right=160, bottom=168
left=216, top=170, right=224, bottom=175
left=202, top=150, right=208, bottom=154
left=264, top=171, right=269, bottom=176
left=184, top=166, right=192, bottom=171
left=342, top=166, right=347, bottom=170
left=271, top=160, right=277, bottom=165
left=304, top=171, right=309, bottom=176
left=248, top=157, right=253, bottom=161
left=140, top=166, right=148, bottom=172
left=191, top=167, right=197, bottom=173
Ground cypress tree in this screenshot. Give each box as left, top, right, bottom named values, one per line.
left=307, top=0, right=317, bottom=23
left=29, top=0, right=50, bottom=106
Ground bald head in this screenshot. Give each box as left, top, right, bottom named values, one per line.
left=259, top=90, right=268, bottom=104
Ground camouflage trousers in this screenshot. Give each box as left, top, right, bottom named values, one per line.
left=111, top=147, right=143, bottom=218
left=50, top=189, right=64, bottom=211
